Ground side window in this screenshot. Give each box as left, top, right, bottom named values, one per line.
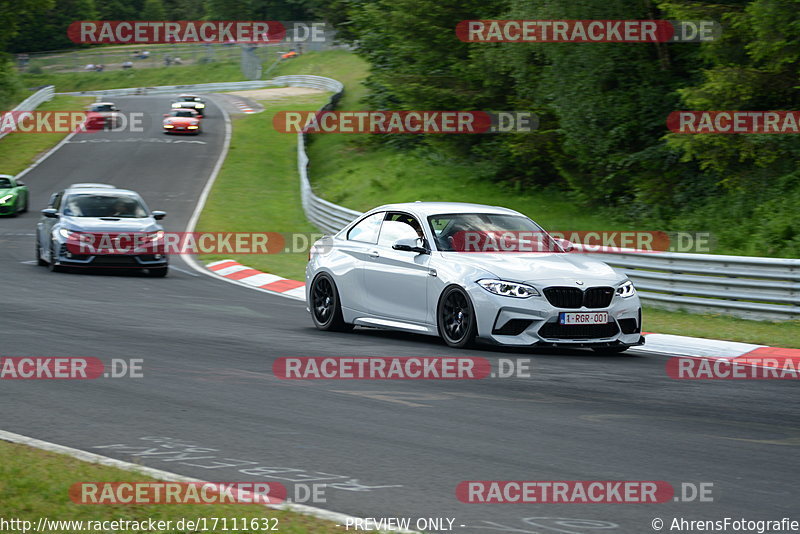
left=378, top=212, right=423, bottom=247
left=347, top=212, right=384, bottom=243
left=50, top=192, right=63, bottom=210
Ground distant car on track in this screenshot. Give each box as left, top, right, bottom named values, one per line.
left=162, top=109, right=201, bottom=134
left=85, top=102, right=121, bottom=129
left=0, top=174, right=29, bottom=216
left=36, top=184, right=168, bottom=276
left=171, top=94, right=206, bottom=117
left=306, top=202, right=643, bottom=351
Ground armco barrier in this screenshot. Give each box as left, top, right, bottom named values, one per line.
left=0, top=85, right=55, bottom=141
left=292, top=76, right=799, bottom=321
left=56, top=75, right=345, bottom=98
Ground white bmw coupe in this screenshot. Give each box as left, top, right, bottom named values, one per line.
left=306, top=202, right=643, bottom=352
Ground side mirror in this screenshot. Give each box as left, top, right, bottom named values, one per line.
left=163, top=113, right=169, bottom=117
left=152, top=210, right=166, bottom=220
left=41, top=208, right=58, bottom=218
left=553, top=237, right=575, bottom=252
left=16, top=180, right=25, bottom=186
left=392, top=237, right=428, bottom=254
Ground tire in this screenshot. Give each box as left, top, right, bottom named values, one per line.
left=36, top=238, right=47, bottom=266
left=21, top=194, right=28, bottom=213
left=592, top=346, right=630, bottom=354
left=147, top=267, right=168, bottom=277
left=309, top=273, right=353, bottom=332
left=437, top=285, right=478, bottom=348
left=48, top=242, right=64, bottom=272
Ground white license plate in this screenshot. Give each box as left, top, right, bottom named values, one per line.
left=559, top=312, right=608, bottom=325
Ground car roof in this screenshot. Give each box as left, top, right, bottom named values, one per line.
left=68, top=183, right=116, bottom=189
left=92, top=102, right=115, bottom=106
left=178, top=94, right=201, bottom=98
left=367, top=202, right=522, bottom=217
left=65, top=186, right=137, bottom=196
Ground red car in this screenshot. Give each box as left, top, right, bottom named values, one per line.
left=162, top=109, right=201, bottom=135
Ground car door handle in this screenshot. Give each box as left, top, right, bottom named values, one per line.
left=367, top=250, right=380, bottom=258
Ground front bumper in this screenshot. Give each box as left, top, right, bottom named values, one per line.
left=163, top=126, right=200, bottom=134
left=468, top=284, right=643, bottom=347
left=54, top=243, right=168, bottom=268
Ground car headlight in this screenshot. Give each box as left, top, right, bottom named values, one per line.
left=477, top=279, right=539, bottom=298
left=616, top=280, right=636, bottom=298
left=188, top=125, right=198, bottom=129
left=146, top=231, right=164, bottom=241
left=0, top=194, right=12, bottom=204
left=164, top=124, right=174, bottom=128
left=196, top=103, right=205, bottom=108
left=58, top=228, right=93, bottom=242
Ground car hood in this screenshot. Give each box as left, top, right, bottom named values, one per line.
left=438, top=252, right=625, bottom=285
left=0, top=187, right=16, bottom=194
left=60, top=216, right=160, bottom=233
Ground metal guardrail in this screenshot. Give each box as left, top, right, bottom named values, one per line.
left=293, top=77, right=799, bottom=320
left=56, top=75, right=345, bottom=98
left=0, top=85, right=54, bottom=141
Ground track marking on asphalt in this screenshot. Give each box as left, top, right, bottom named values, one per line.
left=331, top=390, right=583, bottom=408
left=167, top=265, right=199, bottom=277
left=580, top=413, right=800, bottom=445
left=67, top=137, right=207, bottom=144
left=0, top=430, right=417, bottom=533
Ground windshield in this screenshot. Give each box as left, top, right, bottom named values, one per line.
left=428, top=213, right=561, bottom=253
left=170, top=110, right=196, bottom=118
left=90, top=104, right=115, bottom=112
left=0, top=178, right=12, bottom=188
left=62, top=194, right=148, bottom=218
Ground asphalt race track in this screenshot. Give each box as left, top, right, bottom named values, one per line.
left=1, top=95, right=797, bottom=533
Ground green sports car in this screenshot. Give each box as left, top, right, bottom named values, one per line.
left=0, top=174, right=29, bottom=216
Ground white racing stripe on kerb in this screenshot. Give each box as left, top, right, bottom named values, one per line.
left=641, top=334, right=764, bottom=359
left=0, top=429, right=420, bottom=533
left=207, top=259, right=237, bottom=268
left=214, top=264, right=251, bottom=276
left=239, top=273, right=282, bottom=286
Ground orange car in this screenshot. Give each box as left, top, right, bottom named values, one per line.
left=162, top=109, right=201, bottom=135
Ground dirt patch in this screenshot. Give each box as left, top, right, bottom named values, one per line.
left=227, top=87, right=326, bottom=100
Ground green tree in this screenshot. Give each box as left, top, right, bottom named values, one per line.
left=140, top=0, right=166, bottom=19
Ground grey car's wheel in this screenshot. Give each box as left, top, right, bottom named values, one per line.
left=437, top=286, right=477, bottom=348
left=310, top=273, right=353, bottom=332
left=48, top=242, right=64, bottom=272
left=147, top=267, right=168, bottom=277
left=592, top=346, right=630, bottom=354
left=36, top=238, right=47, bottom=266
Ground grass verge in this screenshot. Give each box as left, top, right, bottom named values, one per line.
left=0, top=440, right=346, bottom=533
left=21, top=61, right=245, bottom=93
left=197, top=49, right=799, bottom=347
left=196, top=92, right=330, bottom=281
left=643, top=308, right=800, bottom=349
left=0, top=95, right=93, bottom=175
